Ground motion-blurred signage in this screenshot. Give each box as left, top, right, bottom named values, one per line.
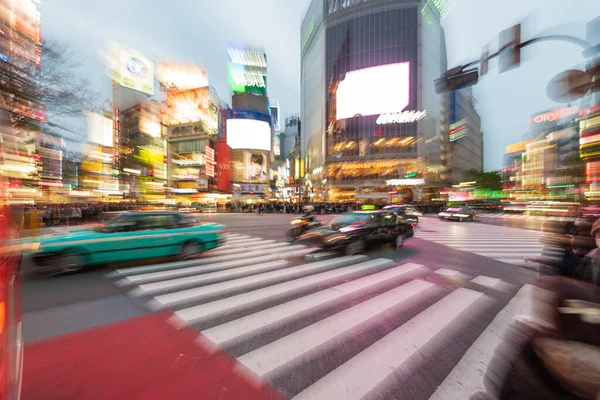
left=120, top=49, right=154, bottom=95
left=164, top=87, right=218, bottom=133
left=376, top=110, right=426, bottom=125
left=156, top=63, right=209, bottom=93
left=226, top=109, right=271, bottom=123
left=216, top=141, right=232, bottom=191
left=227, top=44, right=267, bottom=96
left=100, top=41, right=155, bottom=96
left=205, top=145, right=215, bottom=177
left=449, top=119, right=467, bottom=142
left=529, top=107, right=579, bottom=124
left=386, top=179, right=425, bottom=186
left=139, top=102, right=161, bottom=137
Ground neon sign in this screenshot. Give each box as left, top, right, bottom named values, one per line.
left=376, top=110, right=426, bottom=125
left=529, top=107, right=578, bottom=124
left=386, top=179, right=425, bottom=186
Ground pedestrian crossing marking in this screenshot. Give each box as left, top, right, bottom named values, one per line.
left=203, top=263, right=426, bottom=349
left=417, top=219, right=542, bottom=266
left=471, top=275, right=501, bottom=288
left=435, top=268, right=461, bottom=277
left=293, top=288, right=486, bottom=400
left=106, top=233, right=530, bottom=400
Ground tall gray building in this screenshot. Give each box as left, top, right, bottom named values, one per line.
left=448, top=88, right=484, bottom=182
left=301, top=0, right=450, bottom=203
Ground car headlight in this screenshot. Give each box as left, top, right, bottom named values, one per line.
left=291, top=219, right=303, bottom=225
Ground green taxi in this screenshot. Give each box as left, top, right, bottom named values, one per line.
left=30, top=211, right=228, bottom=275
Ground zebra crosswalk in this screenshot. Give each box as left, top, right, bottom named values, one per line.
left=417, top=219, right=543, bottom=266
left=108, top=233, right=536, bottom=400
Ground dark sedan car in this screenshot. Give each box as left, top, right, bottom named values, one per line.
left=296, top=211, right=414, bottom=255
left=438, top=207, right=476, bottom=221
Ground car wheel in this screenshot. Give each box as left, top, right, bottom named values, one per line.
left=53, top=253, right=84, bottom=275
left=395, top=235, right=404, bottom=249
left=345, top=240, right=365, bottom=256
left=180, top=242, right=202, bottom=260
left=459, top=217, right=464, bottom=222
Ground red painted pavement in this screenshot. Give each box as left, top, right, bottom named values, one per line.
left=23, top=311, right=286, bottom=400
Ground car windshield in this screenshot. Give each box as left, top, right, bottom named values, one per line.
left=330, top=213, right=371, bottom=227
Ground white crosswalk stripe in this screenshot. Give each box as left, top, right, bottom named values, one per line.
left=475, top=212, right=567, bottom=221
left=109, top=233, right=532, bottom=400
left=416, top=219, right=542, bottom=266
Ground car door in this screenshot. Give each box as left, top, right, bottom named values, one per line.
left=366, top=213, right=387, bottom=242
left=379, top=212, right=399, bottom=242
left=91, top=214, right=172, bottom=263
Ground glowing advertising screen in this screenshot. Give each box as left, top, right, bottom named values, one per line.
left=156, top=63, right=209, bottom=93
left=119, top=49, right=155, bottom=95
left=164, top=87, right=218, bottom=133
left=336, top=62, right=410, bottom=120
left=227, top=45, right=267, bottom=96
left=226, top=119, right=271, bottom=152
left=84, top=111, right=114, bottom=147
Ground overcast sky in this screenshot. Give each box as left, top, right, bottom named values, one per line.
left=40, top=0, right=600, bottom=170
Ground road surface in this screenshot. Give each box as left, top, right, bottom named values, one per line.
left=22, top=213, right=544, bottom=399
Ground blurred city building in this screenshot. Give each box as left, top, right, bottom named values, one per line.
left=503, top=106, right=598, bottom=201
left=116, top=90, right=167, bottom=203
left=0, top=0, right=44, bottom=205
left=226, top=44, right=275, bottom=204
left=300, top=0, right=452, bottom=203
left=163, top=85, right=222, bottom=206
left=447, top=88, right=484, bottom=182
left=282, top=116, right=300, bottom=163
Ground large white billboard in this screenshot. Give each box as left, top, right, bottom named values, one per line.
left=84, top=111, right=113, bottom=147
left=336, top=62, right=410, bottom=120
left=226, top=119, right=271, bottom=152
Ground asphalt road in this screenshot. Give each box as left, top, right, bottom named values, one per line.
left=22, top=213, right=543, bottom=400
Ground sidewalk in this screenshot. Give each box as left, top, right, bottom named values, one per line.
left=23, top=311, right=286, bottom=400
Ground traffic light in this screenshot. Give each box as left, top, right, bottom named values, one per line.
left=499, top=24, right=521, bottom=73
left=434, top=68, right=479, bottom=94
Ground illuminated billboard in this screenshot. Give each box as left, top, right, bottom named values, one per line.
left=84, top=111, right=114, bottom=147
left=164, top=87, right=218, bottom=133
left=227, top=45, right=267, bottom=96
left=336, top=62, right=410, bottom=120
left=226, top=119, right=271, bottom=152
left=100, top=41, right=155, bottom=96
left=156, top=63, right=209, bottom=92
left=119, top=49, right=155, bottom=95
left=245, top=151, right=268, bottom=182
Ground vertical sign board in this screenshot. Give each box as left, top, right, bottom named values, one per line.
left=205, top=145, right=215, bottom=177
left=216, top=141, right=232, bottom=191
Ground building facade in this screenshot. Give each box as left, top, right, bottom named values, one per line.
left=301, top=0, right=449, bottom=203
left=448, top=88, right=484, bottom=182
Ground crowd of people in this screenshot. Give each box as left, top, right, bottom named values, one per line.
left=224, top=201, right=447, bottom=215
left=16, top=200, right=449, bottom=228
